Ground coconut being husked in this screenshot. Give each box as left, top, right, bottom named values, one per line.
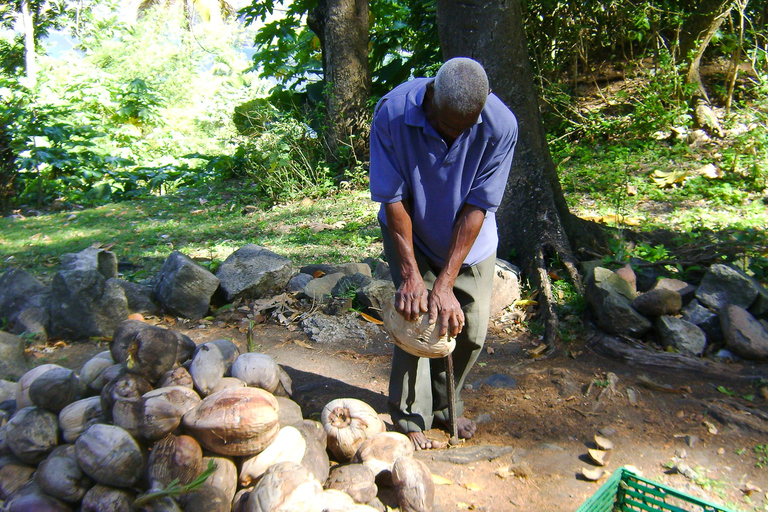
left=239, top=426, right=306, bottom=487
left=231, top=353, right=280, bottom=393
left=59, top=397, right=104, bottom=444
left=189, top=340, right=240, bottom=396
left=34, top=445, right=93, bottom=503
left=391, top=456, right=434, bottom=512
left=5, top=406, right=60, bottom=464
left=147, top=434, right=203, bottom=489
left=321, top=398, right=386, bottom=462
left=182, top=387, right=279, bottom=457
left=139, top=386, right=201, bottom=442
left=81, top=484, right=136, bottom=512
left=245, top=461, right=323, bottom=512
left=382, top=299, right=455, bottom=358
left=75, top=424, right=144, bottom=488
left=111, top=320, right=179, bottom=383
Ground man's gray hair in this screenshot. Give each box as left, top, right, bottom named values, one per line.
left=433, top=57, right=489, bottom=117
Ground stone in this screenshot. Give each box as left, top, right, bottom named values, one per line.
left=153, top=251, right=219, bottom=320
left=300, top=313, right=388, bottom=345
left=60, top=247, right=118, bottom=279
left=695, top=263, right=760, bottom=312
left=720, top=305, right=768, bottom=361
left=632, top=288, right=682, bottom=317
left=613, top=264, right=637, bottom=295
left=301, top=272, right=346, bottom=302
left=50, top=270, right=129, bottom=339
left=215, top=244, right=293, bottom=302
left=630, top=260, right=662, bottom=293
left=750, top=285, right=768, bottom=320
left=332, top=273, right=374, bottom=298
left=287, top=273, right=313, bottom=293
left=0, top=331, right=29, bottom=380
left=0, top=268, right=50, bottom=333
left=108, top=279, right=159, bottom=316
left=428, top=445, right=515, bottom=464
left=653, top=278, right=697, bottom=304
left=471, top=374, right=517, bottom=390
left=491, top=259, right=521, bottom=318
left=586, top=277, right=652, bottom=338
left=373, top=261, right=391, bottom=281
left=14, top=308, right=48, bottom=344
left=681, top=299, right=723, bottom=344
left=655, top=316, right=707, bottom=356
left=356, top=280, right=396, bottom=320
left=300, top=263, right=372, bottom=278
left=0, top=380, right=16, bottom=403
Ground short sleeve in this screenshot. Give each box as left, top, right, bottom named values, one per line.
left=466, top=117, right=517, bottom=212
left=369, top=104, right=409, bottom=204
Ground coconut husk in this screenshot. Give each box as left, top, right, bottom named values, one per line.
left=382, top=299, right=455, bottom=358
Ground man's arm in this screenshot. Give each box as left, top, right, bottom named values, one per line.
left=384, top=201, right=429, bottom=321
left=430, top=203, right=486, bottom=338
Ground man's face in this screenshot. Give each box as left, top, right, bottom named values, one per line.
left=431, top=105, right=480, bottom=142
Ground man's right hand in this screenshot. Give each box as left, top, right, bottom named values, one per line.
left=394, top=275, right=429, bottom=321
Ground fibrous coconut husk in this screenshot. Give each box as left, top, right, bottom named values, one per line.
left=231, top=353, right=280, bottom=393
left=74, top=424, right=144, bottom=488
left=111, top=320, right=179, bottom=384
left=29, top=367, right=81, bottom=413
left=382, top=299, right=455, bottom=358
left=321, top=398, right=386, bottom=462
left=33, top=444, right=93, bottom=503
left=147, top=434, right=203, bottom=489
left=353, top=432, right=415, bottom=482
left=392, top=456, right=434, bottom=512
left=58, top=397, right=104, bottom=444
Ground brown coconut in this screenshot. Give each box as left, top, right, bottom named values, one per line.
left=391, top=456, right=434, bottom=512
left=28, top=366, right=81, bottom=413
left=202, top=456, right=238, bottom=504
left=182, top=387, right=279, bottom=457
left=139, top=386, right=201, bottom=442
left=321, top=398, right=386, bottom=462
left=245, top=461, right=323, bottom=512
left=353, top=432, right=415, bottom=483
left=15, top=364, right=63, bottom=409
left=231, top=353, right=280, bottom=393
left=327, top=463, right=378, bottom=504
left=33, top=444, right=93, bottom=503
left=157, top=367, right=194, bottom=389
left=81, top=484, right=136, bottom=512
left=0, top=460, right=36, bottom=500
left=58, top=397, right=105, bottom=444
left=111, top=319, right=179, bottom=383
left=101, top=372, right=153, bottom=437
left=79, top=351, right=115, bottom=391
left=179, top=484, right=231, bottom=512
left=147, top=434, right=203, bottom=489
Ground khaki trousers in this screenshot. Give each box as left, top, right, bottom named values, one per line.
left=381, top=222, right=495, bottom=433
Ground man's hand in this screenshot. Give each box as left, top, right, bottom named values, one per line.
left=429, top=281, right=465, bottom=338
left=395, top=275, right=429, bottom=321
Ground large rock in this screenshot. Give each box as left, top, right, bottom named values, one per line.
left=0, top=268, right=50, bottom=334
left=586, top=277, right=652, bottom=338
left=720, top=305, right=768, bottom=361
left=655, top=316, right=707, bottom=356
left=301, top=272, right=345, bottom=302
left=681, top=299, right=722, bottom=344
left=491, top=259, right=521, bottom=317
left=695, top=264, right=760, bottom=312
left=356, top=279, right=396, bottom=320
left=50, top=270, right=129, bottom=339
left=60, top=247, right=118, bottom=279
left=632, top=288, right=682, bottom=317
left=108, top=279, right=159, bottom=316
left=653, top=278, right=696, bottom=305
left=0, top=332, right=29, bottom=380
left=287, top=273, right=313, bottom=293
left=300, top=263, right=372, bottom=278
left=153, top=252, right=219, bottom=320
left=332, top=273, right=373, bottom=298
left=215, top=245, right=293, bottom=302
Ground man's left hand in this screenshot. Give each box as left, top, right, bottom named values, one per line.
left=429, top=282, right=465, bottom=338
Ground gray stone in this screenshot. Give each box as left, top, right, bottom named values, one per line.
left=632, top=288, right=682, bottom=317
left=14, top=308, right=48, bottom=344
left=630, top=260, right=662, bottom=293
left=0, top=268, right=50, bottom=333
left=0, top=380, right=16, bottom=402
left=332, top=273, right=373, bottom=298
left=60, top=247, right=118, bottom=279
left=301, top=272, right=345, bottom=302
left=474, top=413, right=492, bottom=425
left=427, top=445, right=514, bottom=464
left=287, top=273, right=313, bottom=293
left=472, top=374, right=517, bottom=390
left=586, top=277, right=652, bottom=338
left=695, top=263, right=761, bottom=311
left=356, top=279, right=396, bottom=320
left=653, top=278, right=697, bottom=304
left=50, top=270, right=129, bottom=339
left=215, top=245, right=293, bottom=302
left=373, top=261, right=391, bottom=281
left=300, top=313, right=388, bottom=346
left=153, top=251, right=219, bottom=321
left=108, top=279, right=159, bottom=316
left=578, top=260, right=604, bottom=280
left=0, top=331, right=29, bottom=380
left=491, top=259, right=521, bottom=317
left=720, top=305, right=768, bottom=361
left=655, top=316, right=707, bottom=356
left=681, top=299, right=723, bottom=344
left=750, top=285, right=768, bottom=320
left=300, top=263, right=372, bottom=278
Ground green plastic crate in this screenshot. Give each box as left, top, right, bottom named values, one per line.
left=576, top=467, right=737, bottom=512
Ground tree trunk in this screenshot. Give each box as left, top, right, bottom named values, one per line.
left=436, top=0, right=608, bottom=352
left=308, top=0, right=371, bottom=166
left=20, top=0, right=36, bottom=89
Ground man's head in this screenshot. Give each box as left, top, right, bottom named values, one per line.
left=427, top=58, right=490, bottom=142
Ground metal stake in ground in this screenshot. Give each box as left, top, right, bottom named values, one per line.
left=445, top=353, right=460, bottom=446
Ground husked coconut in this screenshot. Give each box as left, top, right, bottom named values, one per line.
left=202, top=456, right=238, bottom=504
left=79, top=352, right=114, bottom=391
left=34, top=444, right=93, bottom=503
left=111, top=320, right=179, bottom=383
left=158, top=367, right=194, bottom=389
left=239, top=426, right=306, bottom=487
left=139, top=386, right=201, bottom=442
left=59, top=397, right=105, bottom=443
left=147, top=434, right=203, bottom=489
left=81, top=484, right=136, bottom=512
left=0, top=460, right=35, bottom=500
left=29, top=367, right=81, bottom=413
left=179, top=484, right=231, bottom=512
left=231, top=353, right=280, bottom=393
left=210, top=377, right=247, bottom=394
left=391, top=456, right=434, bottom=512
left=75, top=424, right=144, bottom=488
left=102, top=372, right=153, bottom=438
left=276, top=396, right=303, bottom=428
left=327, top=464, right=377, bottom=504
left=5, top=406, right=59, bottom=464
left=245, top=461, right=323, bottom=512
left=189, top=340, right=239, bottom=396
left=321, top=398, right=386, bottom=462
left=15, top=364, right=62, bottom=409
left=352, top=432, right=414, bottom=481
left=182, top=387, right=279, bottom=457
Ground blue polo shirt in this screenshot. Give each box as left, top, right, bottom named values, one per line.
left=370, top=77, right=518, bottom=267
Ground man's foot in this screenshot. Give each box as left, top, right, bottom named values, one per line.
left=436, top=416, right=477, bottom=439
left=406, top=431, right=448, bottom=451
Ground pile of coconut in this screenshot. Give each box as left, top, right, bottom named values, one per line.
left=0, top=319, right=434, bottom=512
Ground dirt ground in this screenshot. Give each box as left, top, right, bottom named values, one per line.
left=37, top=308, right=768, bottom=512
